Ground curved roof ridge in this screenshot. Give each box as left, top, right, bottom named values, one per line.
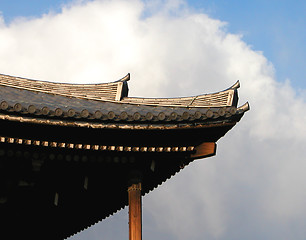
left=121, top=82, right=238, bottom=107
left=0, top=73, right=130, bottom=101
left=0, top=73, right=239, bottom=107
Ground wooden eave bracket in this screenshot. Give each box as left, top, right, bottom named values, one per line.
left=190, top=142, right=216, bottom=160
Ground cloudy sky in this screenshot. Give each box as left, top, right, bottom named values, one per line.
left=0, top=0, right=305, bottom=239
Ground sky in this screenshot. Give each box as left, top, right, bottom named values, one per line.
left=0, top=0, right=305, bottom=240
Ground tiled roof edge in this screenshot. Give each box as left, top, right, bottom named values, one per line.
left=0, top=100, right=246, bottom=124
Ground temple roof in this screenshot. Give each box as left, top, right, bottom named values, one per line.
left=0, top=73, right=248, bottom=129
left=0, top=73, right=249, bottom=239
left=0, top=73, right=239, bottom=107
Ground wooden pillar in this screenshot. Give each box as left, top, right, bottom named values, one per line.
left=128, top=182, right=142, bottom=240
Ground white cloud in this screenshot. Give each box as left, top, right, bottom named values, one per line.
left=0, top=0, right=305, bottom=239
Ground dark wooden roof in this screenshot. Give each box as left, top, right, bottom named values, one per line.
left=0, top=73, right=249, bottom=239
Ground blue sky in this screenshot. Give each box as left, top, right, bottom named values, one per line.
left=0, top=0, right=305, bottom=90
left=191, top=0, right=305, bottom=90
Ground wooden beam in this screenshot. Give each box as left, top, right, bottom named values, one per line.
left=191, top=142, right=216, bottom=160
left=128, top=182, right=142, bottom=240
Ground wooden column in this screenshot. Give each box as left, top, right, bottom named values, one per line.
left=128, top=182, right=142, bottom=240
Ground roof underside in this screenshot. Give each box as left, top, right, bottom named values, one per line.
left=0, top=141, right=194, bottom=239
